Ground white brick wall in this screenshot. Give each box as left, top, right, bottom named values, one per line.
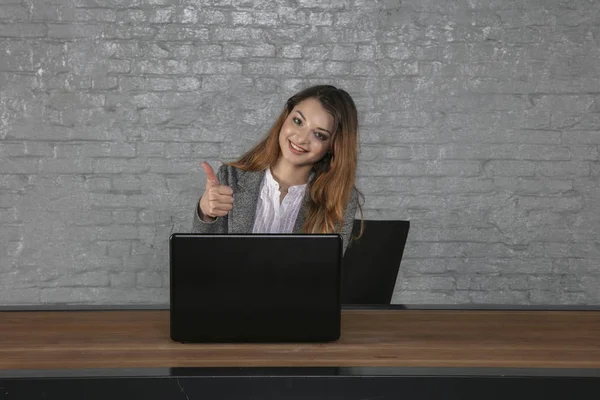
left=0, top=0, right=599, bottom=305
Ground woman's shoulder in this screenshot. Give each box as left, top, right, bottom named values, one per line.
left=218, top=164, right=265, bottom=188
left=216, top=164, right=240, bottom=183
left=349, top=186, right=364, bottom=208
left=218, top=164, right=256, bottom=177
left=217, top=163, right=239, bottom=175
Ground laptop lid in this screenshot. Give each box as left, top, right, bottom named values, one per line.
left=341, top=220, right=410, bottom=304
left=169, top=233, right=342, bottom=343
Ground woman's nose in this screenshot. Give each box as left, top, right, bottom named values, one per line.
left=295, top=127, right=311, bottom=144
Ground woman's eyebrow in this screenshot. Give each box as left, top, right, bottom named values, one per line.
left=295, top=110, right=332, bottom=135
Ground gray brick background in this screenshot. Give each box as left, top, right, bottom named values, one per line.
left=1, top=0, right=599, bottom=305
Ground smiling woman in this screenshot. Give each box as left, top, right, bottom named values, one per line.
left=191, top=85, right=363, bottom=254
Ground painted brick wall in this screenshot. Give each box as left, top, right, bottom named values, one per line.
left=1, top=0, right=599, bottom=305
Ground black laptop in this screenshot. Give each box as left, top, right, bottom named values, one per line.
left=169, top=233, right=343, bottom=343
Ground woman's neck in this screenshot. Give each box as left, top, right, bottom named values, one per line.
left=270, top=159, right=312, bottom=191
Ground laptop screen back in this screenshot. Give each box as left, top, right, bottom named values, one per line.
left=169, top=233, right=342, bottom=343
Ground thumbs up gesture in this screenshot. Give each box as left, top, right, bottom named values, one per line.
left=198, top=162, right=233, bottom=221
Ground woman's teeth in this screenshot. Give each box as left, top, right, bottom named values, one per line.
left=290, top=142, right=306, bottom=152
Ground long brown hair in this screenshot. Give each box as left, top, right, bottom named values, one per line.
left=228, top=84, right=363, bottom=236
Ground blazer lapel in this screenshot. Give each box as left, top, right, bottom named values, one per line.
left=293, top=191, right=310, bottom=233
left=229, top=169, right=264, bottom=234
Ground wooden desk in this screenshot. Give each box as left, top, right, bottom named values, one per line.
left=1, top=309, right=599, bottom=399
left=1, top=309, right=599, bottom=370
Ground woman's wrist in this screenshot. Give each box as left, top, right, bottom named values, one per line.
left=198, top=202, right=216, bottom=222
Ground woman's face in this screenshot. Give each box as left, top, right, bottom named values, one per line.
left=278, top=98, right=334, bottom=169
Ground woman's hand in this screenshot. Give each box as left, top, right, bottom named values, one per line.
left=198, top=162, right=233, bottom=222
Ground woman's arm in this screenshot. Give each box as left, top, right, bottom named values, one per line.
left=340, top=188, right=359, bottom=255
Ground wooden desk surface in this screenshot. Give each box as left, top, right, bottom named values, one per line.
left=1, top=309, right=599, bottom=370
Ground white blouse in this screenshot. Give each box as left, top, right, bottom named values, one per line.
left=252, top=168, right=308, bottom=234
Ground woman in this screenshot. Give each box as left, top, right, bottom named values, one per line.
left=192, top=84, right=363, bottom=253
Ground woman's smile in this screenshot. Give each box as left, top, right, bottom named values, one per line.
left=289, top=140, right=308, bottom=154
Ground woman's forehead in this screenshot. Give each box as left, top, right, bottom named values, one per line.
left=293, top=99, right=334, bottom=125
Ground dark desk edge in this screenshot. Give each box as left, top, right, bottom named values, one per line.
left=2, top=367, right=600, bottom=379
left=2, top=369, right=598, bottom=400
left=1, top=304, right=600, bottom=311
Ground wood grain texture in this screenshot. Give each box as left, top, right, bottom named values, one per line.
left=1, top=310, right=599, bottom=370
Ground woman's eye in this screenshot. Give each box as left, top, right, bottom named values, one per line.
left=314, top=132, right=327, bottom=141
left=293, top=117, right=302, bottom=125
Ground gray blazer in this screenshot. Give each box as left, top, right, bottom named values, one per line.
left=191, top=165, right=359, bottom=254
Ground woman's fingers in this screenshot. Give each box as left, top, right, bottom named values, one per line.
left=208, top=189, right=233, bottom=204
left=209, top=209, right=230, bottom=217
left=202, top=184, right=233, bottom=217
